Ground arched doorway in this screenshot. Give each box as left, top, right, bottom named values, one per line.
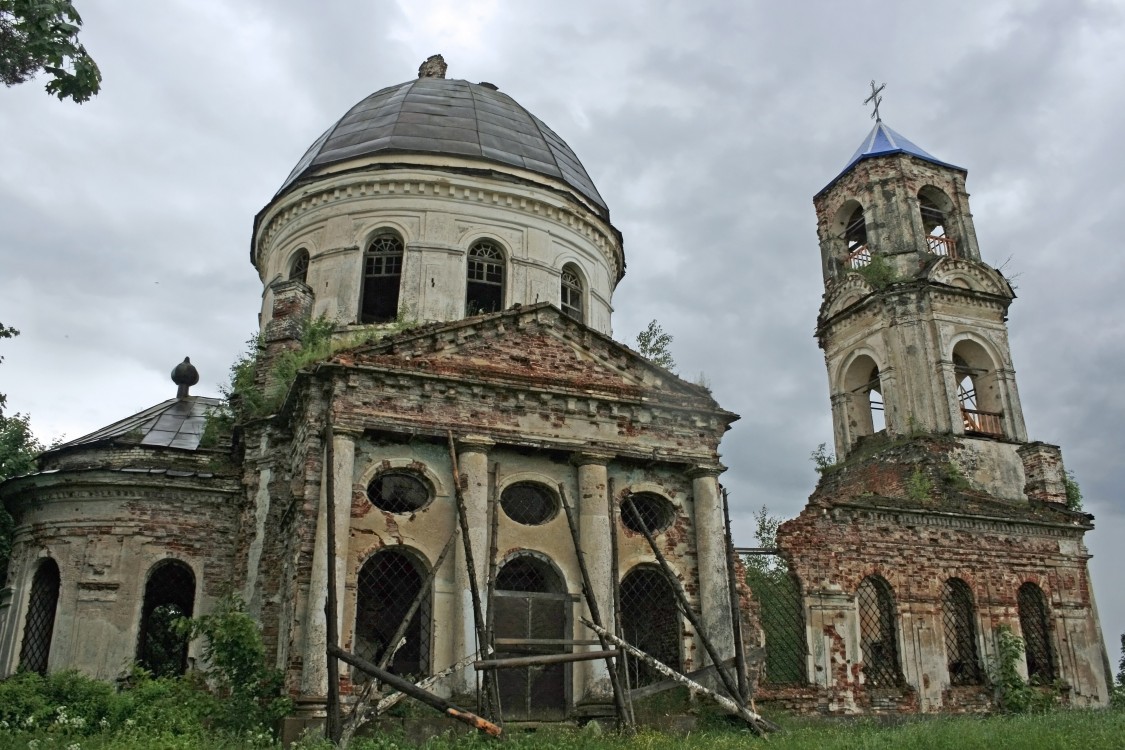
left=137, top=560, right=195, bottom=677
left=491, top=553, right=570, bottom=720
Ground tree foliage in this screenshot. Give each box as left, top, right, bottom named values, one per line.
left=0, top=0, right=101, bottom=103
left=634, top=319, right=676, bottom=371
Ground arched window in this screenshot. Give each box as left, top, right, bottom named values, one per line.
left=941, top=578, right=983, bottom=685
left=360, top=233, right=404, bottom=324
left=492, top=554, right=568, bottom=720
left=19, top=558, right=61, bottom=675
left=857, top=575, right=901, bottom=688
left=354, top=548, right=430, bottom=678
left=137, top=560, right=195, bottom=677
left=918, top=187, right=956, bottom=258
left=560, top=265, right=584, bottom=323
left=1017, top=582, right=1055, bottom=683
left=952, top=340, right=1003, bottom=437
left=465, top=240, right=505, bottom=316
left=842, top=355, right=884, bottom=440
left=289, top=248, right=310, bottom=284
left=842, top=204, right=870, bottom=268
left=620, top=565, right=681, bottom=688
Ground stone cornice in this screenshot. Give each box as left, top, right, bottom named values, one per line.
left=830, top=501, right=1092, bottom=538
left=255, top=169, right=624, bottom=283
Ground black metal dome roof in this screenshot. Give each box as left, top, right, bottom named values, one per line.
left=276, top=77, right=607, bottom=214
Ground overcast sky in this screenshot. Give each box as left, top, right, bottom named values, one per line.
left=2, top=0, right=1122, bottom=663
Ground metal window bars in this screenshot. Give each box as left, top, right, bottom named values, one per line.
left=941, top=579, right=983, bottom=686
left=1018, top=583, right=1056, bottom=683
left=742, top=552, right=808, bottom=685
left=500, top=482, right=559, bottom=526
left=19, top=559, right=60, bottom=675
left=619, top=566, right=682, bottom=688
left=857, top=576, right=903, bottom=688
left=354, top=549, right=431, bottom=680
left=137, top=561, right=195, bottom=677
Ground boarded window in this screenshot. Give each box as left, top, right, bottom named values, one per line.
left=360, top=234, right=404, bottom=323
left=492, top=554, right=569, bottom=720
left=19, top=559, right=61, bottom=675
left=857, top=575, right=901, bottom=688
left=560, top=265, right=584, bottom=323
left=744, top=553, right=807, bottom=685
left=354, top=549, right=430, bottom=679
left=466, top=240, right=505, bottom=315
left=1018, top=582, right=1055, bottom=683
left=619, top=565, right=681, bottom=688
left=941, top=578, right=983, bottom=685
left=137, top=560, right=195, bottom=677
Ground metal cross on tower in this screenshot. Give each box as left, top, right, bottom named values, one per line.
left=865, top=80, right=886, bottom=121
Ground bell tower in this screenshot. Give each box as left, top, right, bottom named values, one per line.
left=814, top=115, right=1029, bottom=459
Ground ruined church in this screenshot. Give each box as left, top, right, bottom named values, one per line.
left=0, top=57, right=1112, bottom=727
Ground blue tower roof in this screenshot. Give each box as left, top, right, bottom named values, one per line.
left=818, top=121, right=963, bottom=196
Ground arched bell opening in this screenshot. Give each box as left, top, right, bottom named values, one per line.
left=952, top=339, right=1004, bottom=438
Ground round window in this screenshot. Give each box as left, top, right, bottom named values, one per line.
left=500, top=482, right=558, bottom=526
left=620, top=493, right=675, bottom=534
left=367, top=472, right=431, bottom=513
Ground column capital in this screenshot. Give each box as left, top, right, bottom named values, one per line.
left=571, top=451, right=614, bottom=467
left=686, top=464, right=725, bottom=479
left=331, top=427, right=364, bottom=440
left=454, top=434, right=495, bottom=454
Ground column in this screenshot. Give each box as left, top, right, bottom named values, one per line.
left=451, top=435, right=492, bottom=694
left=298, top=430, right=357, bottom=699
left=573, top=452, right=614, bottom=703
left=689, top=466, right=735, bottom=662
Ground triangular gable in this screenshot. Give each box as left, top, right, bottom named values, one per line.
left=331, top=303, right=726, bottom=410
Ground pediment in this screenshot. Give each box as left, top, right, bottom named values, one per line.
left=928, top=257, right=1013, bottom=298
left=820, top=273, right=876, bottom=320
left=335, top=304, right=720, bottom=407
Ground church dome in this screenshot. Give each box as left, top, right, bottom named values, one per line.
left=276, top=76, right=608, bottom=217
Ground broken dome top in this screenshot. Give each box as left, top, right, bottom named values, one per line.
left=275, top=57, right=607, bottom=215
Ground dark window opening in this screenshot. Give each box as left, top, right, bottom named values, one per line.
left=954, top=348, right=1003, bottom=437
left=500, top=482, right=559, bottom=526
left=620, top=566, right=681, bottom=688
left=137, top=560, right=195, bottom=677
left=920, top=193, right=956, bottom=258
left=857, top=575, right=902, bottom=688
left=354, top=549, right=430, bottom=679
left=620, top=492, right=675, bottom=534
left=289, top=249, right=310, bottom=284
left=1018, top=582, right=1055, bottom=683
left=466, top=240, right=505, bottom=315
left=19, top=559, right=61, bottom=675
left=495, top=555, right=565, bottom=594
left=560, top=266, right=584, bottom=323
left=844, top=206, right=870, bottom=268
left=367, top=471, right=431, bottom=513
left=360, top=234, right=403, bottom=323
left=942, top=578, right=983, bottom=685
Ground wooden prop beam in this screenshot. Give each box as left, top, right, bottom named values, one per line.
left=323, top=420, right=342, bottom=743
left=446, top=433, right=490, bottom=688
left=721, top=487, right=750, bottom=702
left=330, top=645, right=502, bottom=738
left=475, top=650, right=618, bottom=670
left=581, top=620, right=778, bottom=737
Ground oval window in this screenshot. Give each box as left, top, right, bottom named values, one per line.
left=368, top=472, right=431, bottom=513
left=620, top=493, right=675, bottom=534
left=500, top=482, right=558, bottom=526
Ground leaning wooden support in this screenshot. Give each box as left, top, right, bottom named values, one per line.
left=627, top=657, right=735, bottom=702
left=475, top=650, right=618, bottom=670
left=481, top=462, right=504, bottom=724
left=558, top=483, right=632, bottom=731
left=607, top=478, right=636, bottom=726
left=581, top=620, right=779, bottom=737
left=323, top=419, right=342, bottom=743
left=621, top=496, right=744, bottom=703
left=330, top=645, right=502, bottom=738
left=721, top=487, right=750, bottom=703
left=376, top=653, right=479, bottom=714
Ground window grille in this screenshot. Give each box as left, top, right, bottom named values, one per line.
left=289, top=249, right=310, bottom=284
left=19, top=559, right=60, bottom=675
left=560, top=267, right=584, bottom=323
left=360, top=234, right=403, bottom=323
left=744, top=553, right=807, bottom=685
left=1018, top=582, right=1055, bottom=683
left=620, top=493, right=675, bottom=534
left=137, top=560, right=195, bottom=677
left=354, top=549, right=430, bottom=679
left=500, top=482, right=558, bottom=526
left=367, top=471, right=430, bottom=513
left=619, top=565, right=681, bottom=688
left=857, top=575, right=902, bottom=688
left=941, top=578, right=983, bottom=685
left=466, top=241, right=505, bottom=315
